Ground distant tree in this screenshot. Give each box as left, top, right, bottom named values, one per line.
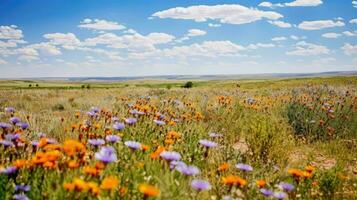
left=36, top=84, right=39, bottom=87
left=81, top=85, right=85, bottom=89
left=28, top=84, right=32, bottom=87
left=183, top=81, right=193, bottom=88
left=86, top=84, right=91, bottom=89
left=166, top=85, right=172, bottom=90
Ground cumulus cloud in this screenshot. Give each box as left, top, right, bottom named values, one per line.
left=0, top=25, right=23, bottom=40
left=187, top=29, right=207, bottom=37
left=28, top=43, right=62, bottom=56
left=353, top=1, right=357, bottom=8
left=271, top=36, right=287, bottom=41
left=259, top=0, right=322, bottom=8
left=286, top=41, right=330, bottom=56
left=342, top=31, right=356, bottom=37
left=152, top=4, right=283, bottom=25
left=78, top=19, right=126, bottom=30
left=341, top=43, right=357, bottom=55
left=350, top=19, right=357, bottom=24
left=43, top=32, right=81, bottom=47
left=298, top=20, right=345, bottom=30
left=322, top=32, right=342, bottom=39
left=268, top=20, right=292, bottom=28
left=290, top=35, right=306, bottom=40
left=0, top=58, right=7, bottom=65
left=247, top=43, right=275, bottom=49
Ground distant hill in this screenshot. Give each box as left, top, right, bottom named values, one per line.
left=2, top=71, right=357, bottom=82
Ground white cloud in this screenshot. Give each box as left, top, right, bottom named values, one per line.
left=187, top=29, right=207, bottom=37
left=341, top=43, right=357, bottom=55
left=285, top=0, right=323, bottom=7
left=350, top=19, right=357, bottom=24
left=268, top=20, right=292, bottom=28
left=152, top=4, right=283, bottom=25
left=342, top=31, right=356, bottom=37
left=0, top=25, right=23, bottom=40
left=28, top=43, right=62, bottom=56
left=271, top=36, right=287, bottom=41
left=353, top=1, right=357, bottom=8
left=43, top=33, right=80, bottom=48
left=0, top=58, right=7, bottom=65
left=208, top=23, right=221, bottom=27
left=78, top=19, right=126, bottom=30
left=298, top=20, right=345, bottom=30
left=322, top=32, right=341, bottom=39
left=247, top=43, right=275, bottom=49
left=286, top=41, right=330, bottom=56
left=259, top=0, right=322, bottom=8
left=290, top=35, right=306, bottom=40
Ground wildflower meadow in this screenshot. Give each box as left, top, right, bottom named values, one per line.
left=0, top=77, right=356, bottom=200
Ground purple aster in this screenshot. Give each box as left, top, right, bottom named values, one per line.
left=273, top=192, right=288, bottom=200
left=0, top=122, right=12, bottom=129
left=0, top=140, right=14, bottom=147
left=176, top=164, right=200, bottom=176
left=199, top=139, right=218, bottom=148
left=278, top=182, right=295, bottom=192
left=10, top=117, right=21, bottom=124
left=209, top=132, right=223, bottom=138
left=190, top=179, right=211, bottom=191
left=113, top=122, right=125, bottom=131
left=95, top=146, right=117, bottom=164
left=16, top=122, right=29, bottom=130
left=37, top=132, right=46, bottom=138
left=5, top=133, right=20, bottom=141
left=105, top=135, right=121, bottom=143
left=260, top=188, right=273, bottom=197
left=31, top=141, right=39, bottom=147
left=13, top=194, right=29, bottom=200
left=0, top=166, right=17, bottom=175
left=4, top=106, right=15, bottom=113
left=91, top=107, right=100, bottom=113
left=235, top=163, right=253, bottom=172
left=111, top=117, right=119, bottom=122
left=170, top=161, right=186, bottom=170
left=160, top=151, right=181, bottom=162
left=125, top=118, right=137, bottom=125
left=88, top=139, right=105, bottom=146
left=15, top=184, right=31, bottom=192
left=124, top=141, right=141, bottom=150
left=153, top=120, right=165, bottom=126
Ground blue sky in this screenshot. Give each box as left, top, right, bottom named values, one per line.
left=0, top=0, right=356, bottom=78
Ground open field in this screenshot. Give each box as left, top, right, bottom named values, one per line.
left=0, top=76, right=356, bottom=200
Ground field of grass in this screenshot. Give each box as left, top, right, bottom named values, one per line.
left=0, top=76, right=356, bottom=200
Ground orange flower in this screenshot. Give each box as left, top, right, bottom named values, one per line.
left=44, top=144, right=62, bottom=151
left=63, top=140, right=86, bottom=157
left=13, top=159, right=27, bottom=168
left=305, top=165, right=315, bottom=173
left=222, top=175, right=247, bottom=187
left=288, top=168, right=304, bottom=178
left=84, top=166, right=100, bottom=176
left=218, top=163, right=230, bottom=172
left=256, top=180, right=266, bottom=188
left=87, top=182, right=100, bottom=195
left=43, top=161, right=56, bottom=169
left=150, top=146, right=165, bottom=159
left=138, top=183, right=160, bottom=197
left=74, top=178, right=88, bottom=191
left=141, top=144, right=150, bottom=151
left=68, top=160, right=79, bottom=169
left=63, top=182, right=75, bottom=191
left=95, top=162, right=105, bottom=170
left=101, top=176, right=119, bottom=190
left=38, top=138, right=48, bottom=148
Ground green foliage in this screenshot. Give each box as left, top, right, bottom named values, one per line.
left=183, top=81, right=193, bottom=88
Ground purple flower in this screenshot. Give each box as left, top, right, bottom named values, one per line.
left=10, top=117, right=21, bottom=124
left=153, top=120, right=165, bottom=126
left=15, top=184, right=31, bottom=192
left=160, top=151, right=181, bottom=162
left=111, top=117, right=119, bottom=122
left=5, top=106, right=15, bottom=113
left=88, top=139, right=105, bottom=146
left=16, top=122, right=29, bottom=130
left=209, top=132, right=223, bottom=138
left=260, top=188, right=273, bottom=197
left=31, top=141, right=39, bottom=147
left=124, top=141, right=141, bottom=150
left=125, top=118, right=137, bottom=125
left=0, top=166, right=17, bottom=175
left=0, top=122, right=12, bottom=129
left=199, top=139, right=218, bottom=148
left=0, top=140, right=14, bottom=147
left=191, top=179, right=211, bottom=191
left=235, top=163, right=253, bottom=172
left=113, top=122, right=125, bottom=131
left=105, top=135, right=121, bottom=143
left=130, top=109, right=145, bottom=115
left=170, top=161, right=186, bottom=170
left=176, top=164, right=200, bottom=176
left=5, top=133, right=20, bottom=141
left=13, top=194, right=29, bottom=200
left=87, top=111, right=96, bottom=117
left=95, top=146, right=117, bottom=164
left=91, top=107, right=100, bottom=113
left=273, top=192, right=287, bottom=200
left=278, top=182, right=295, bottom=192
